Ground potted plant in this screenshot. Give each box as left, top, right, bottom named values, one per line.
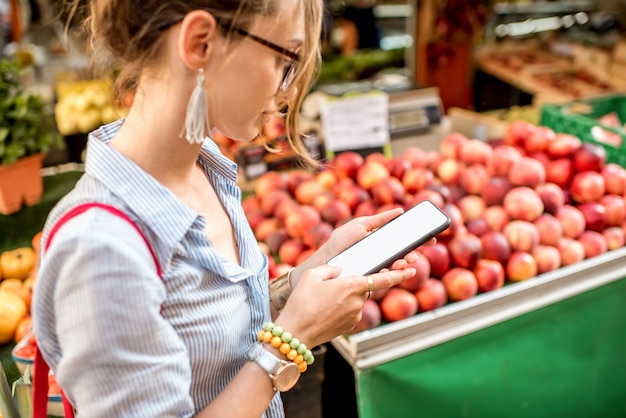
left=0, top=58, right=64, bottom=215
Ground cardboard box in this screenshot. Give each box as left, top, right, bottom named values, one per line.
left=573, top=45, right=612, bottom=79
left=612, top=38, right=626, bottom=65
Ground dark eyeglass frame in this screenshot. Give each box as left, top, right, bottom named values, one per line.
left=158, top=15, right=300, bottom=91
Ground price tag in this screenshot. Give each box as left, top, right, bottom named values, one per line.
left=320, top=92, right=390, bottom=155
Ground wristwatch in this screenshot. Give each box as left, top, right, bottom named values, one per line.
left=247, top=342, right=301, bottom=392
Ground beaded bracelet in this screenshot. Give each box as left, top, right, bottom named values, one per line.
left=257, top=321, right=314, bottom=373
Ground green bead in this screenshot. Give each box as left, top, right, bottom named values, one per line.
left=297, top=344, right=308, bottom=355
left=306, top=356, right=315, bottom=366
left=263, top=322, right=274, bottom=332
left=281, top=332, right=292, bottom=343
left=272, top=326, right=283, bottom=337
left=289, top=338, right=300, bottom=349
left=303, top=350, right=313, bottom=361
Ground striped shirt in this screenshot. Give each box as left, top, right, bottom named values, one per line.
left=32, top=120, right=284, bottom=417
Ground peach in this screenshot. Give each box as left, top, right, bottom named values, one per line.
left=504, top=120, right=536, bottom=148
left=331, top=151, right=364, bottom=180
left=254, top=170, right=287, bottom=196
left=524, top=126, right=556, bottom=154
left=460, top=164, right=490, bottom=195
left=284, top=205, right=321, bottom=239
left=278, top=239, right=309, bottom=266
left=353, top=200, right=377, bottom=217
left=295, top=248, right=316, bottom=266
left=365, top=152, right=388, bottom=166
left=556, top=205, right=586, bottom=238
left=302, top=222, right=334, bottom=250
left=457, top=195, right=486, bottom=222
left=274, top=198, right=300, bottom=224
left=503, top=220, right=540, bottom=252
left=545, top=158, right=574, bottom=188
left=483, top=206, right=510, bottom=232
left=460, top=139, right=493, bottom=166
left=371, top=177, right=407, bottom=206
left=401, top=167, right=434, bottom=194
left=245, top=208, right=267, bottom=232
left=401, top=146, right=430, bottom=168
left=473, top=259, right=505, bottom=293
left=418, top=243, right=451, bottom=278
left=415, top=278, right=448, bottom=312
left=315, top=169, right=339, bottom=190
left=466, top=217, right=491, bottom=237
left=480, top=231, right=512, bottom=265
left=570, top=171, right=606, bottom=203
left=602, top=227, right=626, bottom=250
left=572, top=142, right=606, bottom=173
left=532, top=245, right=562, bottom=274
left=254, top=217, right=281, bottom=242
left=311, top=191, right=336, bottom=213
left=578, top=230, right=608, bottom=259
left=409, top=189, right=445, bottom=210
left=508, top=157, right=546, bottom=188
left=505, top=251, right=538, bottom=282
left=319, top=198, right=352, bottom=227
left=352, top=299, right=382, bottom=333
left=535, top=182, right=566, bottom=215
left=577, top=202, right=607, bottom=233
left=601, top=163, right=626, bottom=195
left=440, top=132, right=469, bottom=159
left=546, top=133, right=582, bottom=159
left=441, top=267, right=478, bottom=301
left=533, top=213, right=563, bottom=247
left=447, top=233, right=482, bottom=270
left=387, top=156, right=412, bottom=180
left=294, top=179, right=326, bottom=206
left=335, top=183, right=370, bottom=212
left=380, top=287, right=419, bottom=322
left=260, top=188, right=292, bottom=215
left=436, top=158, right=464, bottom=185
left=356, top=161, right=390, bottom=190
left=286, top=170, right=315, bottom=196
left=557, top=237, right=586, bottom=266
left=481, top=176, right=513, bottom=207
left=503, top=186, right=544, bottom=222
left=490, top=144, right=522, bottom=177
left=265, top=229, right=289, bottom=255
left=242, top=195, right=261, bottom=214
left=600, top=194, right=626, bottom=226
left=396, top=251, right=431, bottom=292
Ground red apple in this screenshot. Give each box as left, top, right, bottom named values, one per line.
left=578, top=230, right=608, bottom=259
left=570, top=171, right=606, bottom=203
left=601, top=163, right=626, bottom=195
left=480, top=231, right=512, bottom=265
left=505, top=251, right=538, bottom=282
left=415, top=278, right=448, bottom=312
left=331, top=151, right=364, bottom=180
left=474, top=259, right=505, bottom=293
left=418, top=243, right=451, bottom=278
left=503, top=220, right=540, bottom=252
left=556, top=205, right=586, bottom=239
left=508, top=157, right=546, bottom=189
left=535, top=182, right=566, bottom=215
left=352, top=299, right=382, bottom=333
left=396, top=251, right=431, bottom=292
left=533, top=213, right=563, bottom=246
left=503, top=186, right=544, bottom=222
left=532, top=245, right=562, bottom=274
left=380, top=287, right=419, bottom=322
left=481, top=176, right=513, bottom=206
left=490, top=144, right=522, bottom=177
left=572, top=142, right=606, bottom=173
left=441, top=267, right=478, bottom=301
left=448, top=233, right=482, bottom=270
left=557, top=237, right=586, bottom=266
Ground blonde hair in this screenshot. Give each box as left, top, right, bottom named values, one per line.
left=65, top=0, right=323, bottom=169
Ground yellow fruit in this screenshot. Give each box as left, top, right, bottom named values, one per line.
left=0, top=247, right=35, bottom=280
left=0, top=292, right=27, bottom=344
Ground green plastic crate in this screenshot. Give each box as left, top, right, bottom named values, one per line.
left=540, top=94, right=626, bottom=167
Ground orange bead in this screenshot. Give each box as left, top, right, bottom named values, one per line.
left=287, top=350, right=297, bottom=361
left=262, top=331, right=273, bottom=343
left=294, top=354, right=304, bottom=365
left=271, top=336, right=282, bottom=348
left=298, top=362, right=308, bottom=373
left=279, top=343, right=291, bottom=355
left=257, top=329, right=265, bottom=341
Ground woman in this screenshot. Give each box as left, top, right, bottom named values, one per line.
left=32, top=1, right=418, bottom=417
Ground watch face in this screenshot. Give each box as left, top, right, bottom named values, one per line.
left=275, top=362, right=301, bottom=392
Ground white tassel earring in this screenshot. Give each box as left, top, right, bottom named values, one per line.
left=181, top=68, right=210, bottom=145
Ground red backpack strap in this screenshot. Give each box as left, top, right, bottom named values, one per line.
left=34, top=203, right=161, bottom=418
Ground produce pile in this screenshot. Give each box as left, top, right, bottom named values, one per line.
left=244, top=121, right=626, bottom=333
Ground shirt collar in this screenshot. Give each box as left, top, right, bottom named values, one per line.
left=84, top=120, right=239, bottom=251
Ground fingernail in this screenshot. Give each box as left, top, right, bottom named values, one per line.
left=408, top=268, right=416, bottom=276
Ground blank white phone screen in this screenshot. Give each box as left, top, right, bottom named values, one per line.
left=328, top=200, right=449, bottom=278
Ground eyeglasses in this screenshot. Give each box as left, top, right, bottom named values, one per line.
left=158, top=15, right=300, bottom=91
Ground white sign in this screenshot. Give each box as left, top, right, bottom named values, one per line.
left=320, top=92, right=390, bottom=153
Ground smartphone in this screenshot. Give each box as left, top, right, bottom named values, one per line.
left=327, top=200, right=451, bottom=278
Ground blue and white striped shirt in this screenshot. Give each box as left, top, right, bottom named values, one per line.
left=32, top=120, right=284, bottom=417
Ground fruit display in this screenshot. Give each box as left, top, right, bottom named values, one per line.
left=245, top=121, right=626, bottom=334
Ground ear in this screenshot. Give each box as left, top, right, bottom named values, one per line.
left=178, top=10, right=220, bottom=70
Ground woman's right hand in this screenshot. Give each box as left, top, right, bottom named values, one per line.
left=274, top=263, right=415, bottom=349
